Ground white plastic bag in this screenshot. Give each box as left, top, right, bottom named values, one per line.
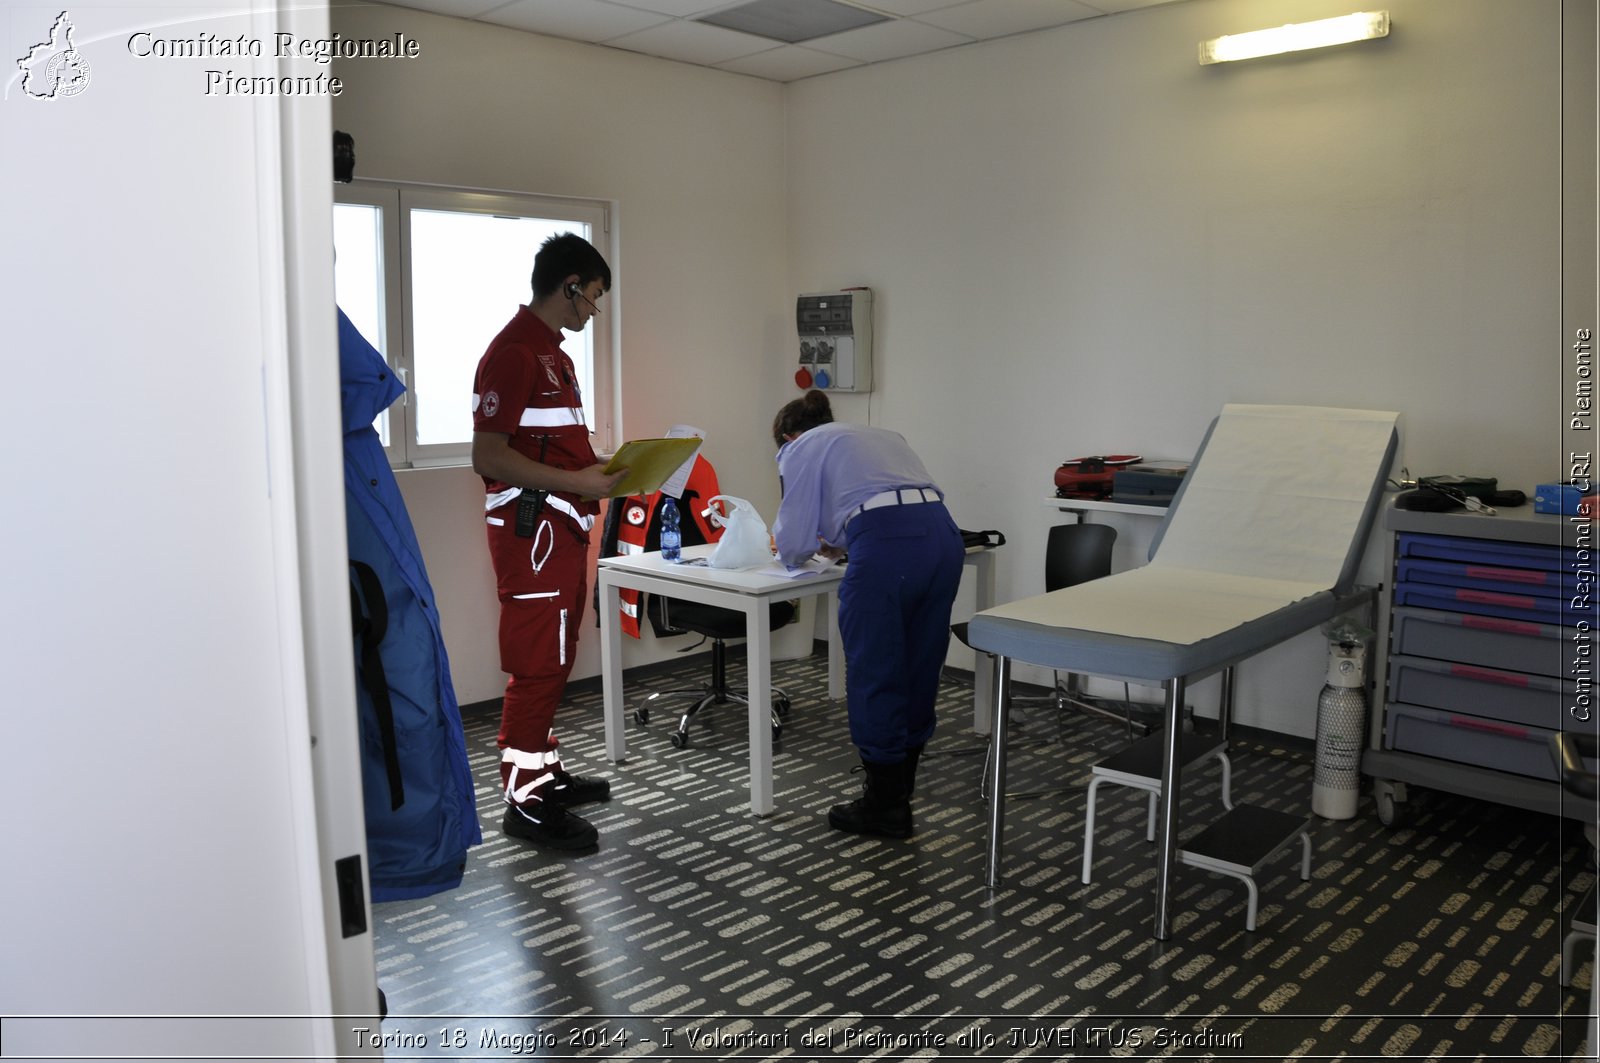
left=703, top=495, right=773, bottom=570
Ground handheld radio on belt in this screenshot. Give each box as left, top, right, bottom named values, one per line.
left=515, top=436, right=550, bottom=537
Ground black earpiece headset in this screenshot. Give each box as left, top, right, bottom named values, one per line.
left=566, top=282, right=599, bottom=315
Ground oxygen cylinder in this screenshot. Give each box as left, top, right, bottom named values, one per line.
left=1313, top=637, right=1369, bottom=820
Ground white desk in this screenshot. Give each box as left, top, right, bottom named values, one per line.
left=597, top=543, right=846, bottom=816
left=598, top=544, right=999, bottom=811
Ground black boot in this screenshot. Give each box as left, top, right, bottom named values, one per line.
left=828, top=759, right=912, bottom=839
left=905, top=745, right=924, bottom=797
left=501, top=801, right=599, bottom=851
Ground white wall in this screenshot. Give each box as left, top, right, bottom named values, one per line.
left=337, top=0, right=1576, bottom=735
left=787, top=0, right=1568, bottom=731
left=2, top=1, right=374, bottom=1055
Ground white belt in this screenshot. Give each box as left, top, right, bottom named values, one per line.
left=849, top=487, right=940, bottom=523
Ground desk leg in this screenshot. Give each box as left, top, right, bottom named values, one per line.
left=598, top=575, right=626, bottom=764
left=825, top=589, right=844, bottom=701
left=1152, top=676, right=1186, bottom=940
left=747, top=600, right=775, bottom=816
left=984, top=653, right=1011, bottom=888
left=971, top=550, right=996, bottom=735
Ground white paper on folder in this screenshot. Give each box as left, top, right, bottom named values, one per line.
left=659, top=424, right=705, bottom=499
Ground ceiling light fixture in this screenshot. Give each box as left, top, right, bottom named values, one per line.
left=1198, top=11, right=1390, bottom=65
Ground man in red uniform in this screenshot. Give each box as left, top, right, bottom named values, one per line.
left=471, top=233, right=625, bottom=851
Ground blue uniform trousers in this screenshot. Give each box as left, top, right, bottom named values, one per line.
left=839, top=501, right=965, bottom=764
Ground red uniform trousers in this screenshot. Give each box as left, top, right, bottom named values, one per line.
left=486, top=501, right=590, bottom=809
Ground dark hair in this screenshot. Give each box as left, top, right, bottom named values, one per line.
left=773, top=389, right=834, bottom=448
left=530, top=232, right=612, bottom=300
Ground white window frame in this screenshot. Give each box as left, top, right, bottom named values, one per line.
left=333, top=180, right=617, bottom=468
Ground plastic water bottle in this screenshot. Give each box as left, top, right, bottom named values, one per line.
left=660, top=496, right=681, bottom=562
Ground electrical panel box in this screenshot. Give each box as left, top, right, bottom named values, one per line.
left=795, top=289, right=872, bottom=392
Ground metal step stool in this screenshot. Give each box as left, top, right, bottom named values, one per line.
left=1176, top=804, right=1312, bottom=931
left=1081, top=727, right=1232, bottom=884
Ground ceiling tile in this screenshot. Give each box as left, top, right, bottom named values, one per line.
left=1080, top=0, right=1179, bottom=13
left=607, top=0, right=730, bottom=16
left=363, top=0, right=1192, bottom=82
left=486, top=0, right=672, bottom=42
left=805, top=17, right=973, bottom=62
left=606, top=17, right=779, bottom=63
left=697, top=0, right=889, bottom=44
left=855, top=0, right=964, bottom=14
left=715, top=43, right=864, bottom=80
left=381, top=0, right=512, bottom=20
left=915, top=0, right=1102, bottom=41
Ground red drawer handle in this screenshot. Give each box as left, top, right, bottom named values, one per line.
left=1464, top=565, right=1549, bottom=585
left=1458, top=589, right=1537, bottom=608
left=1461, top=615, right=1542, bottom=635
left=1449, top=664, right=1531, bottom=687
left=1450, top=716, right=1529, bottom=738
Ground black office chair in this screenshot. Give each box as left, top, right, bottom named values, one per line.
left=632, top=594, right=797, bottom=749
left=954, top=522, right=1152, bottom=738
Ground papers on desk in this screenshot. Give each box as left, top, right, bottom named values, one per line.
left=757, top=555, right=840, bottom=579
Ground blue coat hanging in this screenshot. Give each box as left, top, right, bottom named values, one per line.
left=339, top=307, right=481, bottom=902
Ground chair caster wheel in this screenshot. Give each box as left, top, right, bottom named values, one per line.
left=670, top=731, right=689, bottom=750
left=775, top=698, right=791, bottom=718
left=772, top=724, right=783, bottom=741
left=634, top=707, right=650, bottom=725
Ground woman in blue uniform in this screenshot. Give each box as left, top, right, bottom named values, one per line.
left=772, top=390, right=965, bottom=838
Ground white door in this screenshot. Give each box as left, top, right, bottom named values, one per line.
left=1, top=1, right=379, bottom=1056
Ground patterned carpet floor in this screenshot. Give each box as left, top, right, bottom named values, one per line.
left=370, top=650, right=1596, bottom=1060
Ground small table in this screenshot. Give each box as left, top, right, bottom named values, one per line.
left=597, top=543, right=999, bottom=814
left=597, top=543, right=847, bottom=815
left=1044, top=494, right=1170, bottom=521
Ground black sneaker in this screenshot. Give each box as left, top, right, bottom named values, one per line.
left=501, top=803, right=599, bottom=851
left=546, top=770, right=611, bottom=808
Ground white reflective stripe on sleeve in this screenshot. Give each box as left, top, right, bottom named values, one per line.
left=559, top=608, right=568, bottom=666
left=621, top=600, right=638, bottom=619
left=487, top=516, right=505, bottom=526
left=511, top=591, right=560, bottom=600
left=618, top=542, right=644, bottom=555
left=520, top=406, right=585, bottom=428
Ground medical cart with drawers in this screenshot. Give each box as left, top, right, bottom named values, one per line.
left=1365, top=503, right=1593, bottom=826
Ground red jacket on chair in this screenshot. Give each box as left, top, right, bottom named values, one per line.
left=601, top=454, right=723, bottom=638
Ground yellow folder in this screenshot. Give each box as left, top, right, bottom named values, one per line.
left=600, top=437, right=704, bottom=498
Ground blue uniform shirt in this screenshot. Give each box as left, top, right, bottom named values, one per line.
left=773, top=422, right=942, bottom=568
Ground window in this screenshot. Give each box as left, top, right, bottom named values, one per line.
left=333, top=183, right=615, bottom=467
